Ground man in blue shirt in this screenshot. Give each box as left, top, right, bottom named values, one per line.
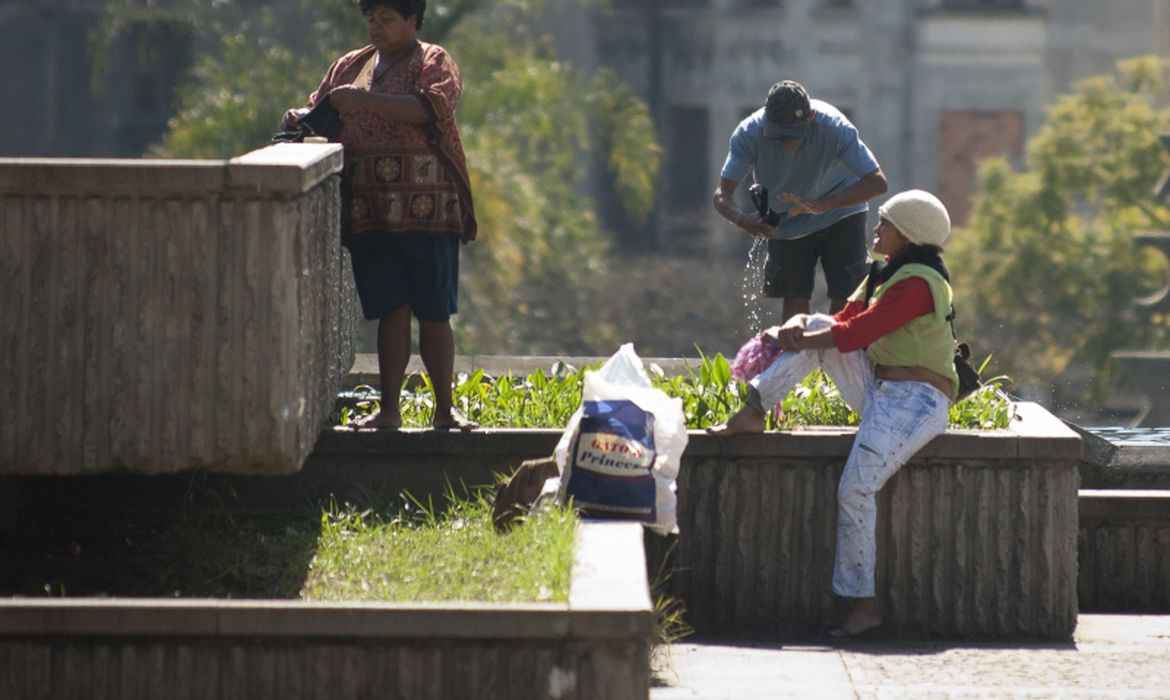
left=714, top=80, right=888, bottom=321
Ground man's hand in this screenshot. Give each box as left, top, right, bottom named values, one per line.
left=714, top=179, right=774, bottom=239
left=740, top=213, right=774, bottom=239
left=781, top=193, right=828, bottom=217
left=328, top=85, right=372, bottom=112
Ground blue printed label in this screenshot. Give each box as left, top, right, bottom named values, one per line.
left=567, top=400, right=657, bottom=521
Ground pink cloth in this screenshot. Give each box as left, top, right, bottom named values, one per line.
left=731, top=334, right=783, bottom=383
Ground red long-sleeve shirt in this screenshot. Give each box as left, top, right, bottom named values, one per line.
left=830, top=277, right=935, bottom=353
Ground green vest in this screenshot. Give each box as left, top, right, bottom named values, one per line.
left=851, top=263, right=959, bottom=402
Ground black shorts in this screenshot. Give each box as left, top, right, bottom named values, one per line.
left=764, top=212, right=868, bottom=300
left=344, top=232, right=460, bottom=322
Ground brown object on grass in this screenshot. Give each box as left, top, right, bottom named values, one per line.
left=492, top=456, right=559, bottom=533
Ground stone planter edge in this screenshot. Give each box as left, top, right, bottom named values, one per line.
left=0, top=521, right=652, bottom=642
left=316, top=401, right=1079, bottom=462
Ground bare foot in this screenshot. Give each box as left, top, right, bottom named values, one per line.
left=707, top=406, right=766, bottom=436
left=433, top=408, right=478, bottom=432
left=352, top=409, right=401, bottom=431
left=829, top=599, right=882, bottom=638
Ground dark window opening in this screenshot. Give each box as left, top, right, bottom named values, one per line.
left=668, top=106, right=711, bottom=234
left=940, top=0, right=1026, bottom=10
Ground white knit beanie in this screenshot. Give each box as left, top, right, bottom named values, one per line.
left=878, top=190, right=952, bottom=248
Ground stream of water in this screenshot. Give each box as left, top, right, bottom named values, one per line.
left=741, top=238, right=775, bottom=337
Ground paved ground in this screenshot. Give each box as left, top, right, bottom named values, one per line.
left=651, top=615, right=1170, bottom=699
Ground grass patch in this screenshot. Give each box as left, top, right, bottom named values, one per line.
left=303, top=491, right=577, bottom=603
left=1, top=483, right=576, bottom=605
left=338, top=352, right=1014, bottom=431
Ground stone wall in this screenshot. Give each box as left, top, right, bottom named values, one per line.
left=0, top=144, right=357, bottom=475
left=1079, top=490, right=1170, bottom=612
left=671, top=447, right=1079, bottom=639
left=305, top=402, right=1081, bottom=640
left=0, top=523, right=653, bottom=700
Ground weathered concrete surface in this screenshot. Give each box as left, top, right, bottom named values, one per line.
left=0, top=402, right=1084, bottom=639
left=305, top=403, right=1079, bottom=640
left=0, top=144, right=357, bottom=475
left=1079, top=490, right=1170, bottom=613
left=662, top=403, right=1080, bottom=641
left=0, top=523, right=652, bottom=700
left=653, top=615, right=1170, bottom=700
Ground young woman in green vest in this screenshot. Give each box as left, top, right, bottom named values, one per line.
left=712, top=190, right=958, bottom=638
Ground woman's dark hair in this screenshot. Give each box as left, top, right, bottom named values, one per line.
left=873, top=243, right=949, bottom=286
left=359, top=0, right=426, bottom=30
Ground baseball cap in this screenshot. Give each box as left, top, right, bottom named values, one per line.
left=763, top=80, right=812, bottom=140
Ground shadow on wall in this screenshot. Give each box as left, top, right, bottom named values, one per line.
left=0, top=475, right=322, bottom=598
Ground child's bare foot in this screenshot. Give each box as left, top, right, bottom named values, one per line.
left=707, top=406, right=766, bottom=436
left=433, top=408, right=478, bottom=432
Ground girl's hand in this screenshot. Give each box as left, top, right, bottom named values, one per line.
left=775, top=325, right=806, bottom=351
left=763, top=319, right=806, bottom=351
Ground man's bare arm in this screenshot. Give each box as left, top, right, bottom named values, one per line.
left=783, top=169, right=889, bottom=216
left=713, top=178, right=773, bottom=238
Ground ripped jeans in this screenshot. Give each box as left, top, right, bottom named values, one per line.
left=750, top=314, right=951, bottom=598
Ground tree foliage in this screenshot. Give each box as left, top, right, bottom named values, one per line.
left=948, top=56, right=1170, bottom=402
left=97, top=0, right=660, bottom=353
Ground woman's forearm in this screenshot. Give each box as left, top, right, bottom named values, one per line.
left=365, top=93, right=430, bottom=124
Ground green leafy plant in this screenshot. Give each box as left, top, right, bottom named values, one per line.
left=950, top=55, right=1170, bottom=404
left=336, top=352, right=1014, bottom=430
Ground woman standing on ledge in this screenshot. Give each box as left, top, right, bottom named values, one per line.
left=284, top=0, right=477, bottom=431
left=711, top=190, right=959, bottom=638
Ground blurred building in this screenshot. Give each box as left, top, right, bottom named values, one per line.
left=0, top=0, right=191, bottom=157
left=3, top=0, right=1168, bottom=245
left=545, top=0, right=1170, bottom=250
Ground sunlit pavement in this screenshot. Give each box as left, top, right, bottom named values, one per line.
left=651, top=615, right=1170, bottom=699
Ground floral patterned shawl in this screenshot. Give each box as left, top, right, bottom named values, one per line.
left=308, top=42, right=477, bottom=242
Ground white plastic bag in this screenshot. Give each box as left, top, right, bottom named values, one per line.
left=554, top=344, right=688, bottom=535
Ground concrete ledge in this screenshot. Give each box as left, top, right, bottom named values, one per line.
left=319, top=426, right=1030, bottom=460
left=0, top=145, right=342, bottom=197
left=317, top=400, right=1071, bottom=463
left=0, top=522, right=652, bottom=700
left=0, top=145, right=355, bottom=476
left=1079, top=490, right=1170, bottom=613
left=228, top=144, right=345, bottom=195
left=309, top=403, right=1078, bottom=640
left=1080, top=490, right=1170, bottom=522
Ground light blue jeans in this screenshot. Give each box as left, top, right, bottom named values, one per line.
left=750, top=314, right=951, bottom=598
